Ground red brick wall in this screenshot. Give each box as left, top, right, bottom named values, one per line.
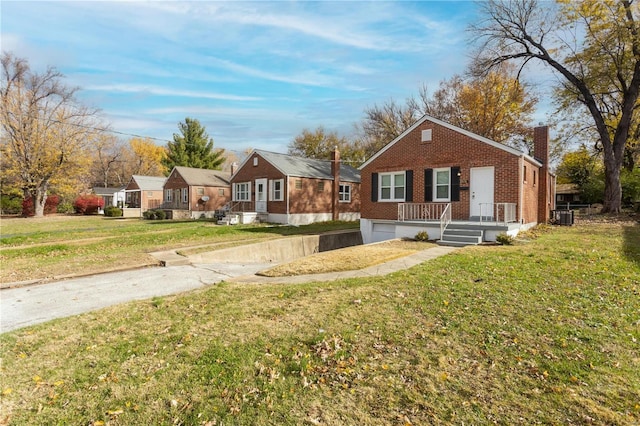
left=231, top=152, right=361, bottom=215
left=190, top=186, right=230, bottom=212
left=521, top=157, right=540, bottom=224
left=141, top=190, right=164, bottom=210
left=163, top=172, right=229, bottom=211
left=361, top=120, right=529, bottom=221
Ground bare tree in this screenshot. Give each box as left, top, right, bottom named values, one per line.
left=1, top=52, right=103, bottom=216
left=470, top=0, right=640, bottom=213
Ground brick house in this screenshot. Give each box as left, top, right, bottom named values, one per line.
left=162, top=166, right=231, bottom=219
left=123, top=175, right=167, bottom=217
left=229, top=149, right=361, bottom=225
left=359, top=115, right=555, bottom=245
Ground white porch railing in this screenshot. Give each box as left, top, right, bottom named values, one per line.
left=479, top=203, right=517, bottom=225
left=398, top=202, right=451, bottom=222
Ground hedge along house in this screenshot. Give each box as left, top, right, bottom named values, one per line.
left=123, top=175, right=167, bottom=218
left=162, top=166, right=231, bottom=219
left=228, top=149, right=361, bottom=225
left=359, top=115, right=555, bottom=246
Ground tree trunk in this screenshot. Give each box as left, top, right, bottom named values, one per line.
left=33, top=185, right=48, bottom=218
left=602, top=154, right=622, bottom=214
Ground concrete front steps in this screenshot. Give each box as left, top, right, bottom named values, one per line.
left=438, top=224, right=483, bottom=247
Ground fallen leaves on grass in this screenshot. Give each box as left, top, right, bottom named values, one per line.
left=257, top=240, right=433, bottom=277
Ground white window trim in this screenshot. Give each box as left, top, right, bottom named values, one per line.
left=182, top=188, right=188, bottom=203
left=433, top=168, right=451, bottom=202
left=165, top=189, right=172, bottom=202
left=269, top=179, right=284, bottom=201
left=339, top=184, right=351, bottom=203
left=379, top=171, right=405, bottom=202
left=233, top=182, right=252, bottom=202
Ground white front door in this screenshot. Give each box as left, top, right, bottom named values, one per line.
left=255, top=178, right=267, bottom=213
left=470, top=167, right=494, bottom=220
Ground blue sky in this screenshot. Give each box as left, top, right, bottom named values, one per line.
left=2, top=1, right=505, bottom=155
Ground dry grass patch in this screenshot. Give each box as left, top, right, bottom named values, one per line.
left=258, top=240, right=435, bottom=277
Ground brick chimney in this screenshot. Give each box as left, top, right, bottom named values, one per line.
left=534, top=126, right=551, bottom=223
left=331, top=148, right=340, bottom=221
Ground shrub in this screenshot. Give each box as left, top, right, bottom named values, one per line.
left=496, top=233, right=515, bottom=245
left=21, top=197, right=34, bottom=216
left=43, top=194, right=59, bottom=214
left=57, top=201, right=75, bottom=214
left=1, top=194, right=23, bottom=215
left=414, top=231, right=429, bottom=241
left=20, top=195, right=60, bottom=216
left=143, top=209, right=166, bottom=220
left=74, top=195, right=105, bottom=215
left=103, top=205, right=123, bottom=217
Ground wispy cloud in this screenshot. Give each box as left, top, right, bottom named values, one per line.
left=85, top=84, right=262, bottom=102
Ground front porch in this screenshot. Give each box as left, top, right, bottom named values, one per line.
left=361, top=202, right=525, bottom=245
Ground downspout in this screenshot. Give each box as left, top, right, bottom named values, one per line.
left=519, top=155, right=524, bottom=224
left=286, top=174, right=291, bottom=225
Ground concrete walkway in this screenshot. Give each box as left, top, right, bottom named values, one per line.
left=1, top=245, right=458, bottom=333
left=229, top=245, right=459, bottom=284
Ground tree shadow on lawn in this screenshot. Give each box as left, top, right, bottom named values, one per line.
left=623, top=225, right=640, bottom=266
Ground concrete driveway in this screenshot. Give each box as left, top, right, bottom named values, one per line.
left=1, top=244, right=457, bottom=334
left=0, top=262, right=271, bottom=333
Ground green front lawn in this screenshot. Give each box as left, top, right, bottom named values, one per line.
left=1, top=221, right=638, bottom=424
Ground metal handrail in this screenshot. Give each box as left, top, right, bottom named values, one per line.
left=440, top=203, right=451, bottom=238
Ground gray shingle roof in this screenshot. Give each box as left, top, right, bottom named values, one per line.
left=254, top=150, right=361, bottom=183
left=130, top=175, right=167, bottom=191
left=173, top=166, right=230, bottom=186
left=93, top=187, right=125, bottom=195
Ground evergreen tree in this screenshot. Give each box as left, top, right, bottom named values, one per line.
left=162, top=117, right=225, bottom=173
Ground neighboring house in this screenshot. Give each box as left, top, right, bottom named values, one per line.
left=359, top=115, right=556, bottom=245
left=93, top=186, right=126, bottom=208
left=555, top=183, right=581, bottom=206
left=162, top=166, right=231, bottom=219
left=123, top=175, right=167, bottom=218
left=229, top=149, right=361, bottom=225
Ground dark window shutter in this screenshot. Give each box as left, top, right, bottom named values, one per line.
left=451, top=166, right=460, bottom=202
left=371, top=172, right=378, bottom=202
left=424, top=169, right=433, bottom=202
left=405, top=170, right=413, bottom=202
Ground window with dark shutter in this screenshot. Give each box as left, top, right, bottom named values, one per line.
left=451, top=166, right=460, bottom=202
left=371, top=172, right=378, bottom=202
left=405, top=170, right=413, bottom=202
left=424, top=169, right=433, bottom=202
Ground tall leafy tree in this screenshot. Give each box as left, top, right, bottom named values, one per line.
left=356, top=64, right=539, bottom=160
left=425, top=64, right=538, bottom=149
left=470, top=0, right=640, bottom=213
left=91, top=134, right=124, bottom=188
left=288, top=126, right=366, bottom=166
left=356, top=98, right=424, bottom=160
left=162, top=117, right=225, bottom=173
left=127, top=137, right=167, bottom=177
left=0, top=52, right=101, bottom=217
